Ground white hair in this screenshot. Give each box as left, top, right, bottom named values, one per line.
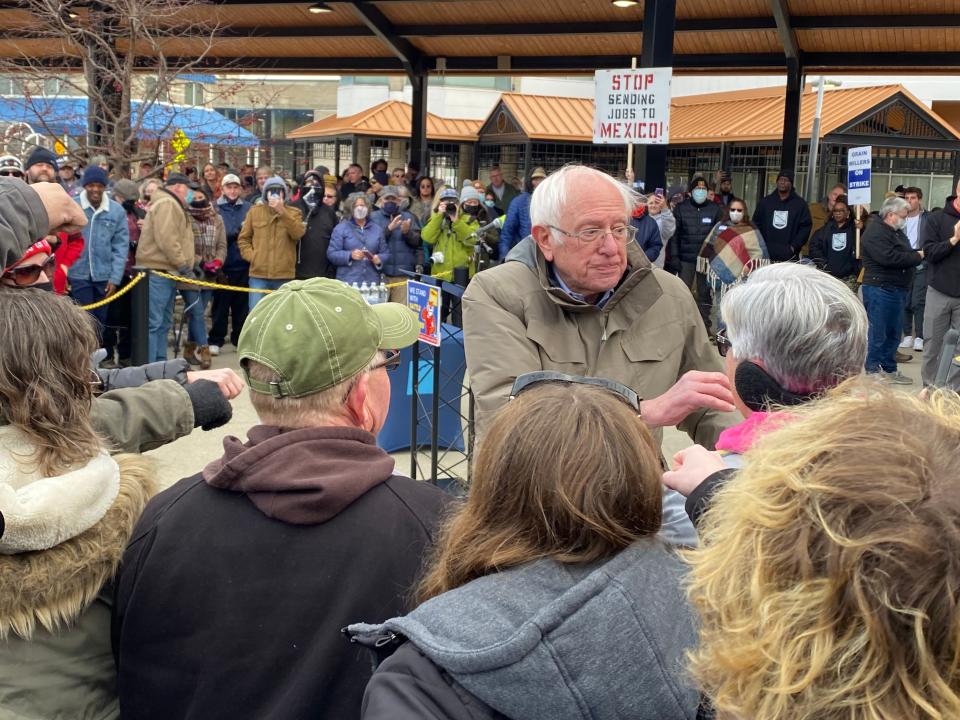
left=529, top=165, right=639, bottom=246
left=720, top=263, right=867, bottom=394
left=880, top=196, right=909, bottom=219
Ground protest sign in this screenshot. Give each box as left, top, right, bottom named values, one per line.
left=407, top=279, right=441, bottom=347
left=847, top=146, right=872, bottom=206
left=593, top=67, right=672, bottom=145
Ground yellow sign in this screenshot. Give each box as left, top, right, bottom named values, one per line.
left=171, top=128, right=191, bottom=154
left=54, top=140, right=66, bottom=155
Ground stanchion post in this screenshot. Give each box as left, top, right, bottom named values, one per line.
left=410, top=343, right=420, bottom=480
left=130, top=266, right=150, bottom=366
left=430, top=341, right=441, bottom=486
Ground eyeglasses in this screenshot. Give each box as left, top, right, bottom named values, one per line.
left=546, top=224, right=637, bottom=246
left=372, top=349, right=401, bottom=372
left=715, top=328, right=732, bottom=358
left=323, top=194, right=337, bottom=200
left=0, top=169, right=23, bottom=179
left=2, top=256, right=56, bottom=286
left=509, top=371, right=641, bottom=412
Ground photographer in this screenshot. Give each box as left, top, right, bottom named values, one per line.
left=327, top=192, right=388, bottom=288
left=370, top=185, right=421, bottom=301
left=237, top=175, right=304, bottom=310
left=294, top=170, right=338, bottom=281
left=422, top=186, right=485, bottom=284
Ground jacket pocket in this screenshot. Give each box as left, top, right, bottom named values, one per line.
left=526, top=321, right=587, bottom=368
left=621, top=327, right=685, bottom=363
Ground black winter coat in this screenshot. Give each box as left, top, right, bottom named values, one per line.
left=669, top=198, right=723, bottom=266
left=752, top=189, right=812, bottom=261
left=294, top=198, right=338, bottom=280
left=922, top=197, right=960, bottom=297
left=860, top=217, right=922, bottom=288
left=808, top=220, right=859, bottom=279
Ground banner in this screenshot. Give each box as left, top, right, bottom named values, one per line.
left=407, top=280, right=441, bottom=347
left=593, top=67, right=672, bottom=145
left=847, top=145, right=872, bottom=206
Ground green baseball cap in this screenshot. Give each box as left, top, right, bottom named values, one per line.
left=238, top=278, right=419, bottom=398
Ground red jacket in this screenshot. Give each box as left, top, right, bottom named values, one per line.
left=53, top=232, right=84, bottom=294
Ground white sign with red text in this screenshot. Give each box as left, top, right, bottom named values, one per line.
left=593, top=67, right=672, bottom=145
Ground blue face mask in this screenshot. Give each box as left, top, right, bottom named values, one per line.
left=483, top=199, right=495, bottom=208
left=692, top=188, right=708, bottom=204
left=184, top=190, right=195, bottom=205
left=382, top=201, right=399, bottom=216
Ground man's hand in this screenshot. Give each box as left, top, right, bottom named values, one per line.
left=662, top=445, right=727, bottom=497
left=639, top=370, right=736, bottom=428
left=388, top=214, right=403, bottom=231
left=950, top=219, right=960, bottom=245
left=401, top=218, right=412, bottom=235
left=268, top=194, right=284, bottom=213
left=186, top=367, right=245, bottom=400
left=105, top=282, right=117, bottom=297
left=351, top=248, right=365, bottom=261
left=32, top=182, right=87, bottom=234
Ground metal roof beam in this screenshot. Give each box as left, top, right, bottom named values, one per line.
left=769, top=0, right=799, bottom=61
left=792, top=14, right=960, bottom=29
left=334, top=1, right=422, bottom=76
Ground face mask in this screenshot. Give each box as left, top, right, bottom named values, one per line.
left=184, top=190, right=195, bottom=205
left=191, top=199, right=210, bottom=209
left=691, top=188, right=708, bottom=204
left=381, top=201, right=399, bottom=216
left=462, top=204, right=480, bottom=217
left=728, top=210, right=744, bottom=223
left=483, top=199, right=495, bottom=208
left=353, top=205, right=368, bottom=220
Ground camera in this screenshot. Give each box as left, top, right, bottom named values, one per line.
left=444, top=203, right=457, bottom=217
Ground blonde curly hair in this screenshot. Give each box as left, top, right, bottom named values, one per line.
left=686, top=381, right=960, bottom=720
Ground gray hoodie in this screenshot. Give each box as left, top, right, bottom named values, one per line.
left=349, top=539, right=700, bottom=720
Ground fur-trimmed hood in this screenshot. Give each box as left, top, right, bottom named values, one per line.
left=0, top=453, right=156, bottom=640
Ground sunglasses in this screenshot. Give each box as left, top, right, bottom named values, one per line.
left=2, top=256, right=56, bottom=286
left=715, top=328, right=732, bottom=358
left=509, top=371, right=641, bottom=412
left=372, top=349, right=401, bottom=372
left=0, top=170, right=23, bottom=178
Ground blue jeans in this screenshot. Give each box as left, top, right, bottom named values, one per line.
left=248, top=277, right=288, bottom=310
left=180, top=289, right=213, bottom=345
left=69, top=277, right=109, bottom=338
left=147, top=273, right=178, bottom=362
left=863, top=284, right=908, bottom=374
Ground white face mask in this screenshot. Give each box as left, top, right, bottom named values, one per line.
left=353, top=205, right=368, bottom=220
left=728, top=210, right=744, bottom=224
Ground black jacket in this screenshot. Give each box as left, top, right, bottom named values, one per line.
left=808, top=220, right=859, bottom=279
left=922, top=197, right=960, bottom=297
left=860, top=217, right=922, bottom=288
left=752, top=189, right=812, bottom=261
left=112, top=426, right=448, bottom=720
left=294, top=198, right=338, bottom=279
left=669, top=197, right=723, bottom=266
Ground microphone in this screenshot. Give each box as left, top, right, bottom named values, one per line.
left=476, top=217, right=504, bottom=234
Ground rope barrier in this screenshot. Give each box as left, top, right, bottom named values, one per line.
left=77, top=268, right=458, bottom=310
left=78, top=272, right=146, bottom=310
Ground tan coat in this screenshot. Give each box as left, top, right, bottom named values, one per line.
left=135, top=189, right=192, bottom=272
left=237, top=203, right=305, bottom=280
left=462, top=237, right=736, bottom=448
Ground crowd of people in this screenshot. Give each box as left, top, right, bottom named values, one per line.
left=2, top=157, right=960, bottom=719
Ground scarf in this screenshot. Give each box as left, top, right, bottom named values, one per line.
left=696, top=223, right=770, bottom=304
left=190, top=208, right=218, bottom=260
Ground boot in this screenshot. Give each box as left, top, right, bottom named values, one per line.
left=183, top=341, right=201, bottom=366
left=197, top=344, right=212, bottom=370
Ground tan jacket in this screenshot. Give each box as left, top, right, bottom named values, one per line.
left=237, top=203, right=305, bottom=280
left=135, top=189, right=192, bottom=272
left=462, top=238, right=735, bottom=449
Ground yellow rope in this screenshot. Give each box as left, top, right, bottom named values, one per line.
left=78, top=272, right=146, bottom=310
left=77, top=268, right=458, bottom=309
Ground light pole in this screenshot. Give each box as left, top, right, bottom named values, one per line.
left=805, top=76, right=842, bottom=202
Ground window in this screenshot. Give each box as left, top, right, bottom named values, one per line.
left=0, top=76, right=25, bottom=95
left=143, top=76, right=169, bottom=102
left=183, top=82, right=204, bottom=106
left=42, top=77, right=61, bottom=96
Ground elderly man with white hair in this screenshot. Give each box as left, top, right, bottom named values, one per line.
left=463, top=164, right=735, bottom=445
left=860, top=195, right=924, bottom=384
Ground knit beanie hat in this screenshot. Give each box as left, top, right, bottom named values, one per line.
left=23, top=146, right=59, bottom=172
left=82, top=166, right=109, bottom=187
left=459, top=186, right=483, bottom=205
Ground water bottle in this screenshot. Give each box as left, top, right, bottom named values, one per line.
left=360, top=281, right=370, bottom=303
left=378, top=281, right=388, bottom=304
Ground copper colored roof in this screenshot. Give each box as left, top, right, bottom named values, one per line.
left=498, top=93, right=596, bottom=142
left=285, top=100, right=482, bottom=143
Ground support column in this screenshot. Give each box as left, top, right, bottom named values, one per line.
left=410, top=69, right=429, bottom=175
left=633, top=0, right=675, bottom=191
left=781, top=59, right=803, bottom=173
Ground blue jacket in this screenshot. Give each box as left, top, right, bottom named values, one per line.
left=70, top=192, right=129, bottom=285
left=327, top=217, right=389, bottom=285
left=499, top=192, right=532, bottom=258
left=217, top=196, right=252, bottom=275
left=631, top=212, right=663, bottom=263
left=369, top=208, right=422, bottom=276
